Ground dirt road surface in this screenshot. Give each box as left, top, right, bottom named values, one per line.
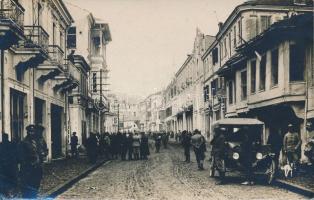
left=58, top=144, right=304, bottom=200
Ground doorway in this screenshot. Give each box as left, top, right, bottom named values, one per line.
left=51, top=104, right=63, bottom=159
left=10, top=89, right=26, bottom=142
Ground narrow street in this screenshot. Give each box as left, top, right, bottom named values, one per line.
left=58, top=144, right=303, bottom=200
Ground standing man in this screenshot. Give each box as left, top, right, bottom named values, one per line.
left=86, top=133, right=98, bottom=164
left=140, top=132, right=150, bottom=160
left=126, top=132, right=133, bottom=160
left=19, top=124, right=43, bottom=199
left=0, top=133, right=19, bottom=198
left=181, top=130, right=191, bottom=163
left=210, top=127, right=226, bottom=185
left=70, top=132, right=79, bottom=158
left=283, top=124, right=301, bottom=167
left=132, top=132, right=141, bottom=160
left=191, top=129, right=206, bottom=170
left=154, top=133, right=162, bottom=153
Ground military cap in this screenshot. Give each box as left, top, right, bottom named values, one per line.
left=26, top=124, right=36, bottom=132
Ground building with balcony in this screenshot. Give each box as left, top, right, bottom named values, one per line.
left=0, top=0, right=76, bottom=160
left=201, top=0, right=313, bottom=160
left=66, top=2, right=112, bottom=144
left=163, top=29, right=214, bottom=137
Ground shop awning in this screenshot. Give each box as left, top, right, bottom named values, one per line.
left=213, top=118, right=264, bottom=127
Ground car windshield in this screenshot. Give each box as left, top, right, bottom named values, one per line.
left=221, top=126, right=262, bottom=143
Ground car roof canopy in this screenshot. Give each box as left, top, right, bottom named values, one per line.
left=213, top=118, right=264, bottom=127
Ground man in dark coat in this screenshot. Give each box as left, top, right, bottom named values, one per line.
left=35, top=124, right=48, bottom=164
left=140, top=132, right=150, bottom=160
left=70, top=132, right=79, bottom=158
left=191, top=129, right=206, bottom=170
left=126, top=132, right=133, bottom=160
left=86, top=133, right=98, bottom=164
left=120, top=133, right=128, bottom=160
left=0, top=133, right=19, bottom=198
left=181, top=130, right=191, bottom=163
left=210, top=127, right=226, bottom=184
left=19, top=124, right=43, bottom=199
left=154, top=133, right=162, bottom=153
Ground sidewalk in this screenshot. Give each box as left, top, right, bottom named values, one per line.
left=39, top=155, right=107, bottom=196
left=276, top=164, right=314, bottom=197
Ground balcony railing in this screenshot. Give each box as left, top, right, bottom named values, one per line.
left=0, top=0, right=24, bottom=30
left=48, top=45, right=64, bottom=66
left=24, top=25, right=49, bottom=53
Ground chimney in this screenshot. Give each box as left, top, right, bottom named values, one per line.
left=218, top=22, right=223, bottom=31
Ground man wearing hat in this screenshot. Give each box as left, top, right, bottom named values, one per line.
left=210, top=127, right=227, bottom=184
left=191, top=129, right=206, bottom=170
left=0, top=133, right=19, bottom=197
left=19, top=124, right=42, bottom=199
left=283, top=124, right=301, bottom=167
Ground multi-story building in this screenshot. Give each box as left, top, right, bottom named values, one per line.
left=0, top=0, right=76, bottom=160
left=0, top=0, right=112, bottom=160
left=163, top=29, right=214, bottom=137
left=202, top=0, right=313, bottom=160
left=66, top=3, right=112, bottom=144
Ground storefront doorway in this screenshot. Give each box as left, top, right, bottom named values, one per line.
left=51, top=104, right=63, bottom=159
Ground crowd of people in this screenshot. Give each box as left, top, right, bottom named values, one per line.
left=70, top=132, right=152, bottom=163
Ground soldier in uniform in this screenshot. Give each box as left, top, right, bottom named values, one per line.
left=181, top=130, right=191, bottom=163
left=210, top=127, right=226, bottom=185
left=0, top=133, right=19, bottom=198
left=191, top=129, right=206, bottom=170
left=140, top=132, right=150, bottom=160
left=19, top=124, right=43, bottom=199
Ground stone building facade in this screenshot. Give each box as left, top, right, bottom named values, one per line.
left=0, top=0, right=112, bottom=161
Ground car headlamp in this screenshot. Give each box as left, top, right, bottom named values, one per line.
left=232, top=152, right=240, bottom=160
left=256, top=152, right=263, bottom=160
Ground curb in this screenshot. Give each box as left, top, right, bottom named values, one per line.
left=275, top=179, right=314, bottom=198
left=44, top=159, right=111, bottom=198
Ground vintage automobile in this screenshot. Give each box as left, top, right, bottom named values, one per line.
left=209, top=118, right=277, bottom=184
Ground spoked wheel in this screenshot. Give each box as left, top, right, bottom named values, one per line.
left=266, top=159, right=276, bottom=184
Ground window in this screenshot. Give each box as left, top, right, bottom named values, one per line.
left=212, top=48, right=219, bottom=65
left=259, top=55, right=266, bottom=91
left=271, top=48, right=279, bottom=86
left=261, top=16, right=271, bottom=32
left=238, top=20, right=242, bottom=44
left=228, top=81, right=233, bottom=104
left=289, top=43, right=305, bottom=82
left=241, top=70, right=247, bottom=100
left=92, top=72, right=97, bottom=93
left=67, top=27, right=77, bottom=49
left=211, top=79, right=217, bottom=96
left=203, top=85, right=209, bottom=102
left=224, top=38, right=227, bottom=57
left=233, top=26, right=237, bottom=47
left=250, top=60, right=256, bottom=93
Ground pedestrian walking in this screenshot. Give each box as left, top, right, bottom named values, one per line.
left=181, top=130, right=191, bottom=163
left=132, top=132, right=141, bottom=160
left=140, top=132, right=150, bottom=160
left=0, top=133, right=19, bottom=198
left=155, top=133, right=162, bottom=153
left=191, top=129, right=206, bottom=170
left=210, top=127, right=226, bottom=185
left=103, top=133, right=111, bottom=160
left=283, top=124, right=301, bottom=167
left=162, top=132, right=169, bottom=149
left=19, top=124, right=43, bottom=199
left=70, top=132, right=79, bottom=158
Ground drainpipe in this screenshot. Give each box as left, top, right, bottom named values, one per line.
left=1, top=50, right=4, bottom=141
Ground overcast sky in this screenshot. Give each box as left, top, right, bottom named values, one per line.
left=66, top=0, right=244, bottom=99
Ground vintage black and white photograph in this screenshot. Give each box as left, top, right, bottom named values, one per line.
left=0, top=0, right=313, bottom=199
